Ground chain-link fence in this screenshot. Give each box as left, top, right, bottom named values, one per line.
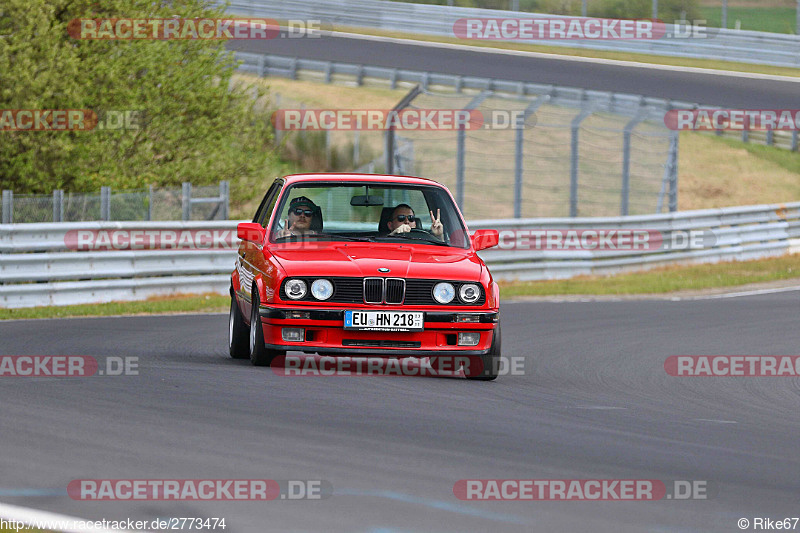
left=1, top=182, right=229, bottom=224
left=379, top=88, right=677, bottom=219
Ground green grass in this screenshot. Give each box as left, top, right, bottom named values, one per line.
left=711, top=135, right=800, bottom=175
left=699, top=6, right=797, bottom=33
left=499, top=253, right=800, bottom=298
left=0, top=294, right=229, bottom=321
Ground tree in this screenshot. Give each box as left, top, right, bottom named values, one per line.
left=0, top=0, right=276, bottom=193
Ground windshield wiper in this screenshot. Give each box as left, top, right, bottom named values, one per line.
left=377, top=235, right=449, bottom=246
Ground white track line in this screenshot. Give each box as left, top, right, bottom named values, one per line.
left=0, top=501, right=146, bottom=533
left=330, top=30, right=800, bottom=82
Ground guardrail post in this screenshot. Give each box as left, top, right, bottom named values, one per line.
left=421, top=72, right=429, bottom=91
left=2, top=190, right=12, bottom=224
left=570, top=108, right=593, bottom=217
left=258, top=54, right=266, bottom=77
left=289, top=57, right=297, bottom=80
left=100, top=186, right=111, bottom=221
left=356, top=65, right=364, bottom=86
left=766, top=129, right=774, bottom=146
left=742, top=128, right=749, bottom=143
left=792, top=130, right=798, bottom=152
left=53, top=189, right=63, bottom=222
left=390, top=69, right=397, bottom=90
left=324, top=62, right=332, bottom=84
left=147, top=184, right=153, bottom=221
left=353, top=131, right=360, bottom=166
left=220, top=180, right=229, bottom=220
left=455, top=76, right=463, bottom=93
left=182, top=182, right=192, bottom=221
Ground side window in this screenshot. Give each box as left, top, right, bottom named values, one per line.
left=253, top=181, right=282, bottom=228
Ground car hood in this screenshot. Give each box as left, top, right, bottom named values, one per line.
left=270, top=242, right=483, bottom=281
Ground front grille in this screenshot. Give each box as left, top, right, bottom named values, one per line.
left=385, top=278, right=405, bottom=304
left=342, top=339, right=421, bottom=348
left=363, top=278, right=383, bottom=304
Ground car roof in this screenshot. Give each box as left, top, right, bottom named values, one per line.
left=280, top=173, right=442, bottom=187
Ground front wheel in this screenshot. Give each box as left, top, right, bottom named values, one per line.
left=467, top=322, right=500, bottom=381
left=229, top=294, right=250, bottom=359
left=249, top=291, right=283, bottom=367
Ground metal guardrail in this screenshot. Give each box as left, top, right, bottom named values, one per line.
left=224, top=0, right=800, bottom=68
left=1, top=202, right=798, bottom=307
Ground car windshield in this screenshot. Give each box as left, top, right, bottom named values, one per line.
left=269, top=182, right=470, bottom=248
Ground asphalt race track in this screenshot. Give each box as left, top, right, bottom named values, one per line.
left=227, top=33, right=800, bottom=108
left=2, top=292, right=799, bottom=532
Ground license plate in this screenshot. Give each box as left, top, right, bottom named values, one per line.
left=344, top=310, right=424, bottom=332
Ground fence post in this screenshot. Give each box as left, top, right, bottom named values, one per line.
left=2, top=190, right=12, bottom=224
left=182, top=182, right=192, bottom=221
left=456, top=91, right=490, bottom=211
left=386, top=84, right=423, bottom=175
left=621, top=112, right=647, bottom=216
left=570, top=108, right=593, bottom=217
left=220, top=180, right=230, bottom=220
left=100, top=186, right=111, bottom=221
left=53, top=189, right=64, bottom=222
left=325, top=130, right=332, bottom=168
left=513, top=95, right=550, bottom=218
left=669, top=132, right=679, bottom=212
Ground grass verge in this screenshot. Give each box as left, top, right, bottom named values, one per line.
left=499, top=253, right=800, bottom=298
left=0, top=294, right=229, bottom=321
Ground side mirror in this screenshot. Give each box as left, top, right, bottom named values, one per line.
left=471, top=229, right=499, bottom=251
left=237, top=222, right=266, bottom=244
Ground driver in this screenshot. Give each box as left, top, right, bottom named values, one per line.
left=276, top=196, right=318, bottom=238
left=386, top=204, right=443, bottom=239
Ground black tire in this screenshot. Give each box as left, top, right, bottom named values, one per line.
left=467, top=322, right=500, bottom=381
left=228, top=293, right=250, bottom=359
left=249, top=290, right=282, bottom=367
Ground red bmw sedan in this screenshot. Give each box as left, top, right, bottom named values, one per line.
left=229, top=173, right=501, bottom=379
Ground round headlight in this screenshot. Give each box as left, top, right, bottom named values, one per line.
left=285, top=279, right=307, bottom=300
left=432, top=282, right=455, bottom=304
left=459, top=283, right=481, bottom=303
left=311, top=279, right=333, bottom=300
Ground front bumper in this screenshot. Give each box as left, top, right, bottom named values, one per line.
left=258, top=306, right=498, bottom=356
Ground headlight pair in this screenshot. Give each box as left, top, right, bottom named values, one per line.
left=432, top=282, right=481, bottom=304
left=285, top=278, right=333, bottom=300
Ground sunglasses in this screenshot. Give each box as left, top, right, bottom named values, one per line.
left=291, top=208, right=313, bottom=217
left=395, top=214, right=415, bottom=222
